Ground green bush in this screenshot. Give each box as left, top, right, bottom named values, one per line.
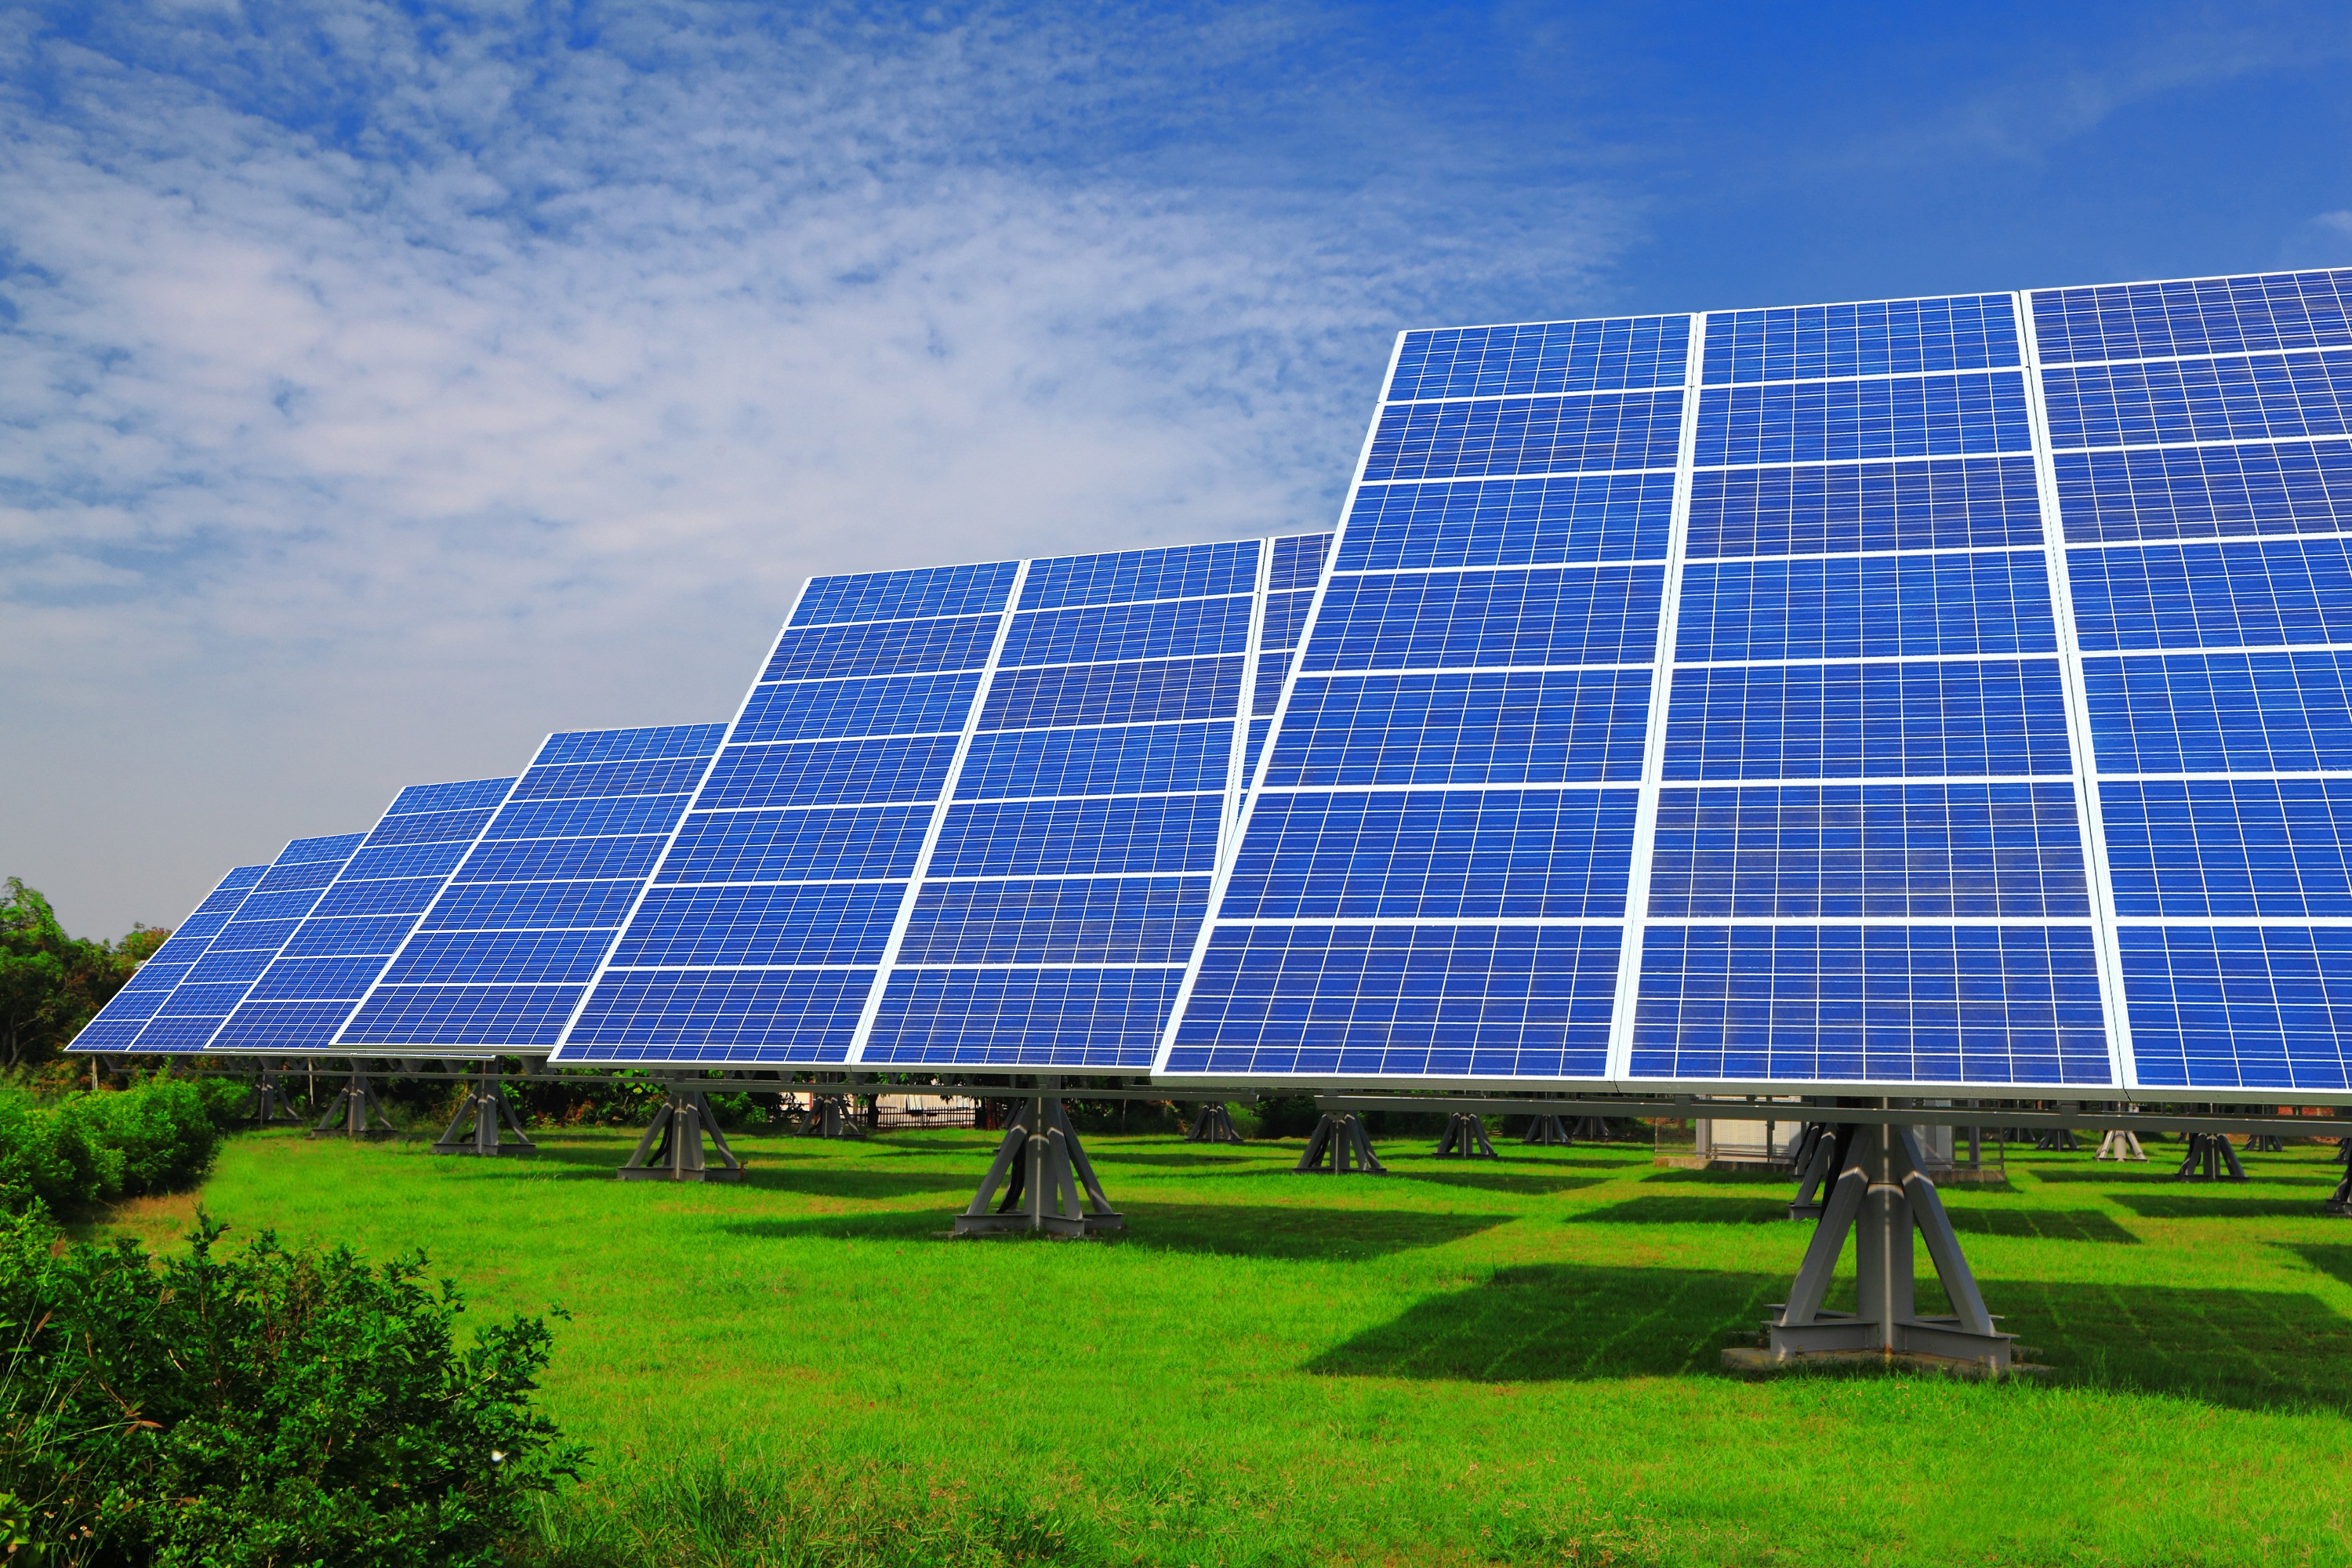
left=0, top=1076, right=239, bottom=1219
left=0, top=1209, right=581, bottom=1566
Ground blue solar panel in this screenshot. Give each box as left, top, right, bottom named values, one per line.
left=68, top=864, right=269, bottom=1051
left=204, top=775, right=521, bottom=1053
left=549, top=535, right=1330, bottom=1067
left=339, top=727, right=725, bottom=1050
left=1163, top=278, right=2172, bottom=1093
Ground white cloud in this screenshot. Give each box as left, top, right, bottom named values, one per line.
left=0, top=2, right=1635, bottom=935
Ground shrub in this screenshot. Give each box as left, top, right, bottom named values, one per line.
left=0, top=1076, right=237, bottom=1219
left=0, top=1209, right=582, bottom=1566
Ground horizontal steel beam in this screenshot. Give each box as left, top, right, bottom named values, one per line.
left=1312, top=1094, right=2345, bottom=1139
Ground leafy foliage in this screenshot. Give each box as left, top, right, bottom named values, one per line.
left=0, top=1210, right=581, bottom=1566
left=0, top=1077, right=237, bottom=1220
left=0, top=880, right=166, bottom=1071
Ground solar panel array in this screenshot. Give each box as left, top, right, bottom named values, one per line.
left=90, top=834, right=368, bottom=1053
left=76, top=269, right=2352, bottom=1102
left=1163, top=269, right=2352, bottom=1098
left=69, top=863, right=270, bottom=1051
left=546, top=539, right=1330, bottom=1068
left=338, top=725, right=728, bottom=1051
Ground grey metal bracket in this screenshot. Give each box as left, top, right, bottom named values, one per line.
left=1788, top=1122, right=1842, bottom=1219
left=617, top=1086, right=745, bottom=1182
left=2176, top=1131, right=2246, bottom=1181
left=432, top=1069, right=537, bottom=1157
left=309, top=1069, right=396, bottom=1140
left=1297, top=1112, right=1385, bottom=1174
left=1572, top=1116, right=1614, bottom=1141
left=243, top=1064, right=297, bottom=1127
left=2328, top=1160, right=2352, bottom=1217
left=1435, top=1112, right=1497, bottom=1160
left=2244, top=1133, right=2285, bottom=1153
left=2096, top=1128, right=2147, bottom=1162
left=798, top=1094, right=866, bottom=1139
left=1751, top=1122, right=2016, bottom=1373
left=2033, top=1127, right=2081, bottom=1152
left=1185, top=1102, right=1245, bottom=1144
left=953, top=1094, right=1122, bottom=1237
left=1520, top=1115, right=1572, bottom=1146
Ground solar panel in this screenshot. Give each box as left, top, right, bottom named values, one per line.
left=547, top=538, right=1330, bottom=1068
left=205, top=775, right=520, bottom=1053
left=85, top=833, right=371, bottom=1053
left=338, top=725, right=728, bottom=1051
left=1161, top=268, right=2352, bottom=1099
left=67, top=863, right=270, bottom=1051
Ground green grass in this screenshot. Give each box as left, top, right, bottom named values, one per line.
left=103, top=1125, right=2352, bottom=1566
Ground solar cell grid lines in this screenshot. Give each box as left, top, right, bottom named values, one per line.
left=547, top=536, right=1325, bottom=1069
left=67, top=863, right=269, bottom=1052
left=1160, top=268, right=2352, bottom=1100
left=339, top=727, right=724, bottom=1051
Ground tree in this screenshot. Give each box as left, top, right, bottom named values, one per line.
left=0, top=880, right=167, bottom=1069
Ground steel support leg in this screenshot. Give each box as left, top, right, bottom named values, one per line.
left=617, top=1087, right=745, bottom=1182
left=1295, top=1112, right=1385, bottom=1174
left=432, top=1069, right=537, bottom=1156
left=309, top=1069, right=396, bottom=1139
left=1435, top=1112, right=1497, bottom=1160
left=2033, top=1127, right=2081, bottom=1152
left=2096, top=1128, right=2147, bottom=1162
left=1788, top=1122, right=1843, bottom=1219
left=953, top=1094, right=1122, bottom=1236
left=2176, top=1131, right=2246, bottom=1181
left=1520, top=1115, right=1573, bottom=1146
left=1572, top=1116, right=1613, bottom=1141
left=797, top=1094, right=866, bottom=1138
left=2245, top=1133, right=2285, bottom=1154
left=1185, top=1102, right=1245, bottom=1144
left=244, top=1065, right=295, bottom=1127
left=1755, top=1122, right=2015, bottom=1371
left=2328, top=1158, right=2352, bottom=1217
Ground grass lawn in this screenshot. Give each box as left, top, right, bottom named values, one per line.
left=96, top=1120, right=2352, bottom=1566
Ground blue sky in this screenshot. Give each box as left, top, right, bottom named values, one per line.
left=6, top=0, right=2350, bottom=935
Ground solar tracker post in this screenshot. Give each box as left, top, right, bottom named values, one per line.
left=310, top=1065, right=395, bottom=1139
left=1521, top=1116, right=1573, bottom=1146
left=952, top=1083, right=1122, bottom=1236
left=615, top=1083, right=744, bottom=1182
left=431, top=1063, right=537, bottom=1156
left=2095, top=1127, right=2147, bottom=1161
left=2175, top=1132, right=2246, bottom=1181
left=241, top=1062, right=296, bottom=1127
left=1742, top=1120, right=2017, bottom=1373
left=1434, top=1112, right=1497, bottom=1159
left=798, top=1092, right=866, bottom=1139
left=1185, top=1102, right=1245, bottom=1143
left=1295, top=1112, right=1385, bottom=1174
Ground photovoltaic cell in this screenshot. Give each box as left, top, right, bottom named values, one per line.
left=68, top=865, right=268, bottom=1051
left=341, top=726, right=725, bottom=1050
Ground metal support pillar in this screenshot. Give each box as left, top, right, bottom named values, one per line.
left=1788, top=1122, right=1841, bottom=1218
left=2095, top=1128, right=2147, bottom=1162
left=1746, top=1122, right=2016, bottom=1373
left=1185, top=1102, right=1244, bottom=1144
left=244, top=1065, right=296, bottom=1127
left=309, top=1068, right=396, bottom=1139
left=1521, top=1115, right=1573, bottom=1146
left=2334, top=1136, right=2352, bottom=1166
left=797, top=1094, right=866, bottom=1138
left=432, top=1068, right=537, bottom=1156
left=2032, top=1127, right=2081, bottom=1152
left=953, top=1094, right=1121, bottom=1236
left=1296, top=1112, right=1385, bottom=1174
left=2175, top=1131, right=2246, bottom=1182
left=2328, top=1157, right=2352, bottom=1218
left=1434, top=1112, right=1497, bottom=1160
left=2244, top=1133, right=2285, bottom=1154
left=1572, top=1116, right=1613, bottom=1141
left=617, top=1086, right=744, bottom=1182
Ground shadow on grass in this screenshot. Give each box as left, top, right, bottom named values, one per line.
left=2287, top=1244, right=2352, bottom=1287
left=1571, top=1196, right=1792, bottom=1226
left=1388, top=1170, right=1606, bottom=1196
left=2111, top=1195, right=2339, bottom=1220
left=739, top=1167, right=976, bottom=1200
left=1313, top=1261, right=2352, bottom=1411
left=722, top=1202, right=1511, bottom=1260
left=2034, top=1168, right=2330, bottom=1187
left=1090, top=1152, right=1263, bottom=1168
left=1642, top=1167, right=1798, bottom=1185
left=1571, top=1196, right=2136, bottom=1242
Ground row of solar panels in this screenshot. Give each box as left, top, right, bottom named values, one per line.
left=74, top=532, right=1333, bottom=1070
left=74, top=267, right=2352, bottom=1101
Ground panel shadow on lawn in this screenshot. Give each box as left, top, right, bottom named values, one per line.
left=1090, top=1152, right=1261, bottom=1168
left=2111, top=1195, right=2339, bottom=1221
left=1572, top=1196, right=1792, bottom=1225
left=1947, top=1208, right=2140, bottom=1244
left=739, top=1167, right=978, bottom=1200
left=1111, top=1203, right=1513, bottom=1261
left=2035, top=1168, right=2330, bottom=1188
left=1314, top=1263, right=2352, bottom=1411
left=1390, top=1170, right=1606, bottom=1196
left=1642, top=1167, right=1800, bottom=1185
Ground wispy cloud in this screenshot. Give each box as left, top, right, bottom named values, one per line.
left=0, top=2, right=1635, bottom=933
